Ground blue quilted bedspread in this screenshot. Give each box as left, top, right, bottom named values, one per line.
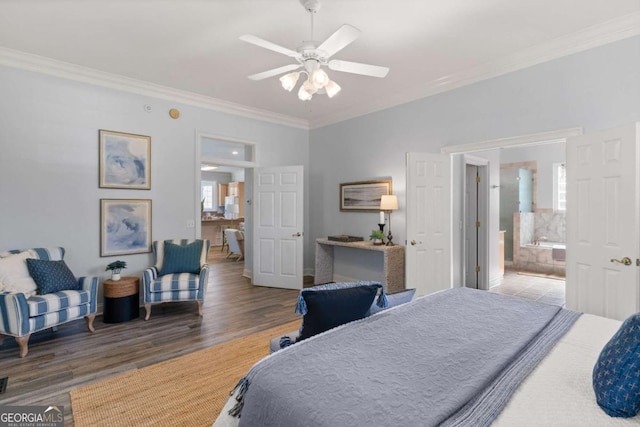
left=233, top=287, right=580, bottom=427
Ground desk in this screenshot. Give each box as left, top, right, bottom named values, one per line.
left=315, top=238, right=405, bottom=293
left=103, top=276, right=139, bottom=323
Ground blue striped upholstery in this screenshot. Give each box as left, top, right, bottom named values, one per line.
left=0, top=247, right=98, bottom=357
left=142, top=239, right=210, bottom=318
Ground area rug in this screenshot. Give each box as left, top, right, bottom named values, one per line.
left=70, top=320, right=300, bottom=427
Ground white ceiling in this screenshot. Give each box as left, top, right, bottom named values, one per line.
left=0, top=1, right=638, bottom=128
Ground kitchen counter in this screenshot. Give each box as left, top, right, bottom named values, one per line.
left=202, top=218, right=244, bottom=246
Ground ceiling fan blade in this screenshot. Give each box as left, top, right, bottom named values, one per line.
left=317, top=24, right=361, bottom=57
left=328, top=59, right=389, bottom=78
left=240, top=34, right=300, bottom=58
left=248, top=64, right=302, bottom=81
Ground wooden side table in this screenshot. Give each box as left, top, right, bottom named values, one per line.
left=103, top=276, right=140, bottom=323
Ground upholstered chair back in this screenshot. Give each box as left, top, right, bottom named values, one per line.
left=152, top=239, right=209, bottom=272
left=2, top=247, right=65, bottom=261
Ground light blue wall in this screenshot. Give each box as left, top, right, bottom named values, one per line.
left=0, top=66, right=309, bottom=291
left=1, top=36, right=639, bottom=290
left=309, top=36, right=640, bottom=286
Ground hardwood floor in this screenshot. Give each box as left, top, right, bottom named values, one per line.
left=0, top=249, right=300, bottom=424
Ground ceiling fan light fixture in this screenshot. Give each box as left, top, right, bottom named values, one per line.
left=325, top=79, right=341, bottom=98
left=279, top=71, right=300, bottom=92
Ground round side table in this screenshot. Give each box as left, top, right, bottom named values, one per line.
left=103, top=276, right=140, bottom=323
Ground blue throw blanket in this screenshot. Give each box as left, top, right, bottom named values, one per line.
left=232, top=288, right=580, bottom=426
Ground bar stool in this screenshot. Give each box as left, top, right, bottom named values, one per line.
left=220, top=225, right=229, bottom=253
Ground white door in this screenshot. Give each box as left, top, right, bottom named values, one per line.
left=406, top=153, right=452, bottom=296
left=252, top=165, right=304, bottom=289
left=566, top=123, right=640, bottom=320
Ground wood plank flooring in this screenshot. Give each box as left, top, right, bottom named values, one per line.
left=0, top=249, right=301, bottom=425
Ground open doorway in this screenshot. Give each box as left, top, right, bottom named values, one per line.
left=438, top=127, right=579, bottom=305
left=196, top=133, right=256, bottom=277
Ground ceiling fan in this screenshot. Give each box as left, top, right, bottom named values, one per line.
left=240, top=0, right=390, bottom=101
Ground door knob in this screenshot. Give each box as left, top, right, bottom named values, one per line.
left=410, top=240, right=422, bottom=246
left=292, top=232, right=302, bottom=237
left=610, top=257, right=632, bottom=266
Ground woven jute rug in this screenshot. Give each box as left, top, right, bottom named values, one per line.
left=70, top=320, right=300, bottom=427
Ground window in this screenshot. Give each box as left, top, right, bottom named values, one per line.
left=201, top=181, right=216, bottom=212
left=553, top=163, right=566, bottom=212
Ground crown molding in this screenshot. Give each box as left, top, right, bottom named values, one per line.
left=0, top=47, right=310, bottom=130
left=308, top=11, right=640, bottom=129
left=0, top=11, right=637, bottom=131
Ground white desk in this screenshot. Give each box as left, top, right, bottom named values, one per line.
left=314, top=238, right=405, bottom=293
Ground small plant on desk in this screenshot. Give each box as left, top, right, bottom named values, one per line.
left=105, top=260, right=127, bottom=281
left=369, top=230, right=385, bottom=245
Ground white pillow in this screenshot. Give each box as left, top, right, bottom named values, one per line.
left=0, top=251, right=38, bottom=298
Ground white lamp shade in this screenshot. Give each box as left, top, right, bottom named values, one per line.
left=297, top=84, right=313, bottom=101
left=380, top=195, right=398, bottom=210
left=280, top=72, right=300, bottom=92
left=325, top=79, right=341, bottom=98
left=310, top=69, right=329, bottom=89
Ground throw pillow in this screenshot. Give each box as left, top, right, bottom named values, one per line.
left=297, top=285, right=380, bottom=341
left=158, top=240, right=203, bottom=276
left=367, top=288, right=416, bottom=316
left=26, top=259, right=79, bottom=294
left=592, top=313, right=640, bottom=417
left=295, top=281, right=387, bottom=315
left=0, top=251, right=38, bottom=298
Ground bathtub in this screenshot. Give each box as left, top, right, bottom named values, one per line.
left=518, top=241, right=566, bottom=276
left=525, top=241, right=566, bottom=249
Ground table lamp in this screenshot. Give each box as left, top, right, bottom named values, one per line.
left=380, top=195, right=398, bottom=246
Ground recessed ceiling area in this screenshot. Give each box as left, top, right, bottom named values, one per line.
left=0, top=1, right=637, bottom=128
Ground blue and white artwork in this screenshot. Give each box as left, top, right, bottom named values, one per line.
left=101, top=199, right=152, bottom=256
left=99, top=130, right=151, bottom=189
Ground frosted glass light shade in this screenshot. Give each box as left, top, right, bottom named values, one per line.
left=280, top=72, right=300, bottom=92
left=310, top=69, right=329, bottom=89
left=298, top=84, right=313, bottom=101
left=380, top=195, right=398, bottom=210
left=325, top=79, right=341, bottom=98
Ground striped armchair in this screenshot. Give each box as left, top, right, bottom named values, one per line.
left=142, top=239, right=210, bottom=320
left=0, top=247, right=98, bottom=358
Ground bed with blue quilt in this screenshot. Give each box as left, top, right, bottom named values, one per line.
left=213, top=287, right=640, bottom=426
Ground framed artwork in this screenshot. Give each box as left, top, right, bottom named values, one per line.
left=340, top=180, right=392, bottom=211
left=99, top=130, right=151, bottom=189
left=100, top=199, right=152, bottom=256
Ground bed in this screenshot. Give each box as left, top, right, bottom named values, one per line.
left=213, top=287, right=640, bottom=426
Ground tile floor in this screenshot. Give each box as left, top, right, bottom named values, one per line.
left=489, top=268, right=566, bottom=306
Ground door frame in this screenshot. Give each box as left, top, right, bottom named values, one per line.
left=195, top=132, right=257, bottom=275
left=437, top=127, right=582, bottom=287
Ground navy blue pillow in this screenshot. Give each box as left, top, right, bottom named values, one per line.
left=367, top=288, right=416, bottom=316
left=159, top=240, right=203, bottom=276
left=26, top=259, right=79, bottom=294
left=297, top=285, right=379, bottom=341
left=593, top=313, right=640, bottom=417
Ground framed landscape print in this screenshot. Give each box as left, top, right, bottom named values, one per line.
left=340, top=180, right=392, bottom=211
left=100, top=199, right=152, bottom=256
left=99, top=130, right=151, bottom=189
